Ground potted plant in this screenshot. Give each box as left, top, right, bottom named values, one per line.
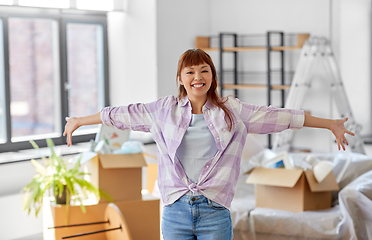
left=22, top=138, right=112, bottom=218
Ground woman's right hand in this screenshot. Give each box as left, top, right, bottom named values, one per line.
left=63, top=112, right=102, bottom=146
left=63, top=117, right=80, bottom=147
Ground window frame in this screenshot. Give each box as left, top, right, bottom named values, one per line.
left=0, top=6, right=110, bottom=152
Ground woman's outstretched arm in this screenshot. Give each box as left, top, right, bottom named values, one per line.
left=63, top=112, right=102, bottom=146
left=303, top=113, right=355, bottom=151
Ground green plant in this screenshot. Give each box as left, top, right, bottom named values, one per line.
left=22, top=138, right=112, bottom=217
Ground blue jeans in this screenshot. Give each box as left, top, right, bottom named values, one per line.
left=161, top=195, right=233, bottom=240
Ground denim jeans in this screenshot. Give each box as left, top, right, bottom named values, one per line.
left=161, top=195, right=233, bottom=240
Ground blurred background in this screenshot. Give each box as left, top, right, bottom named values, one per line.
left=0, top=0, right=371, bottom=239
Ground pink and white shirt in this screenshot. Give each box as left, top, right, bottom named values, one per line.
left=100, top=95, right=304, bottom=209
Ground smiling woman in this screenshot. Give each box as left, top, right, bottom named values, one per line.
left=63, top=48, right=354, bottom=240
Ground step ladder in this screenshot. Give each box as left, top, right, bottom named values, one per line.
left=272, top=37, right=365, bottom=154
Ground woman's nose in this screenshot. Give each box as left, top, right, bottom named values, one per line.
left=195, top=72, right=203, bottom=80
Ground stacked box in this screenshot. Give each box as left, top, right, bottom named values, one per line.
left=81, top=152, right=147, bottom=202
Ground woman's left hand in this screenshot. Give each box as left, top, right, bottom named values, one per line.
left=329, top=118, right=355, bottom=150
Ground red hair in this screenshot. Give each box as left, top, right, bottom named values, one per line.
left=176, top=49, right=235, bottom=131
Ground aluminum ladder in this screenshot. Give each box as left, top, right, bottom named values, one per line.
left=272, top=37, right=365, bottom=154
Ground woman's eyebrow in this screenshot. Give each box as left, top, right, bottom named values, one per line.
left=184, top=65, right=208, bottom=70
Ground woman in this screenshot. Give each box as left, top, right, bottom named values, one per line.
left=64, top=49, right=353, bottom=240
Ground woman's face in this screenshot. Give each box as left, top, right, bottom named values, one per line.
left=179, top=63, right=213, bottom=101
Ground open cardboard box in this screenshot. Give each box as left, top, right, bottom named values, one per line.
left=245, top=167, right=339, bottom=212
left=79, top=151, right=147, bottom=203
left=43, top=196, right=160, bottom=240
left=146, top=163, right=158, bottom=193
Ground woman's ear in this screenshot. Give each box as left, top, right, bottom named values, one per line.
left=178, top=77, right=183, bottom=85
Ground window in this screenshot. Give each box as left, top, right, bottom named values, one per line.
left=66, top=22, right=106, bottom=133
left=9, top=18, right=59, bottom=140
left=0, top=7, right=109, bottom=152
left=0, top=0, right=116, bottom=11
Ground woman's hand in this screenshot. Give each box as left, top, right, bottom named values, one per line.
left=330, top=118, right=355, bottom=151
left=63, top=112, right=103, bottom=146
left=304, top=114, right=355, bottom=151
left=63, top=117, right=80, bottom=147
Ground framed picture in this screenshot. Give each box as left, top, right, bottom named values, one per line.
left=95, top=125, right=130, bottom=151
left=262, top=151, right=293, bottom=169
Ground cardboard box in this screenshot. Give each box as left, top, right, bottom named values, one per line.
left=114, top=197, right=161, bottom=240
left=81, top=151, right=147, bottom=202
left=43, top=201, right=108, bottom=240
left=245, top=167, right=339, bottom=212
left=43, top=196, right=160, bottom=240
left=146, top=163, right=158, bottom=193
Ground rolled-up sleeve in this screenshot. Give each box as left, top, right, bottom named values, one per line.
left=288, top=109, right=305, bottom=130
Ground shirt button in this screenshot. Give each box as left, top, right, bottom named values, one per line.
left=216, top=137, right=219, bottom=140
left=206, top=165, right=209, bottom=168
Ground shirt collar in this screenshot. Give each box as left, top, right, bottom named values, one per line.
left=179, top=96, right=190, bottom=107
left=204, top=98, right=216, bottom=111
left=179, top=95, right=216, bottom=111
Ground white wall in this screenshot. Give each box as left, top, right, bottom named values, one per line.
left=0, top=193, right=42, bottom=240
left=0, top=161, right=42, bottom=240
left=156, top=0, right=211, bottom=98
left=339, top=0, right=371, bottom=136
left=209, top=0, right=330, bottom=35
left=107, top=0, right=157, bottom=106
